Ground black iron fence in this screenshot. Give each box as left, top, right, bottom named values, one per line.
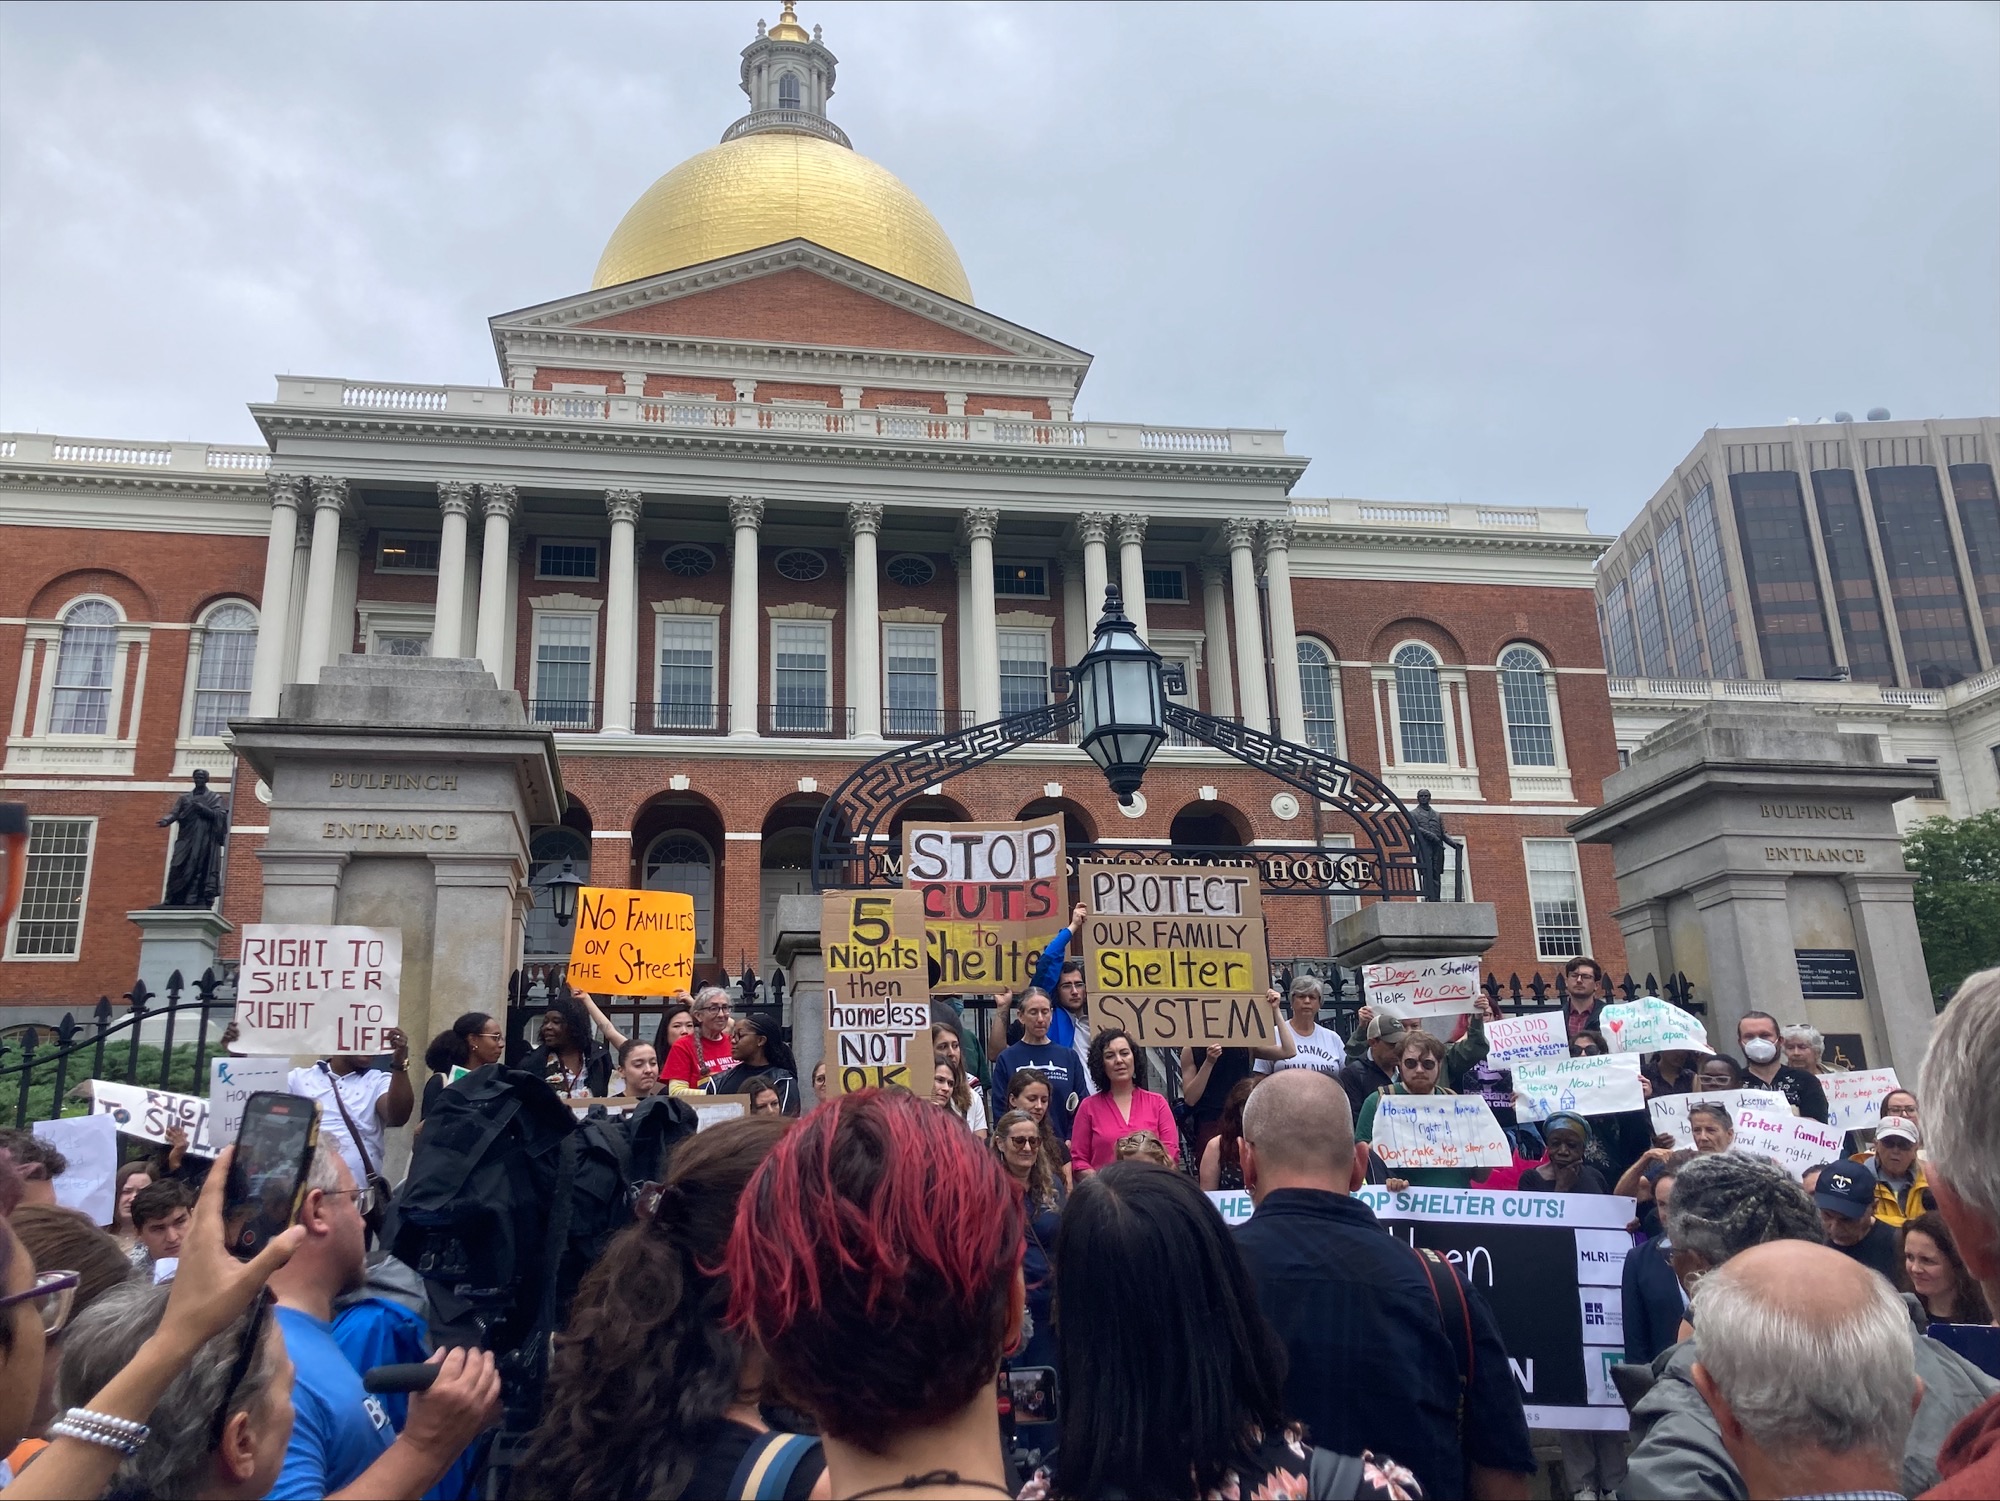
left=0, top=967, right=240, bottom=1130
left=503, top=963, right=786, bottom=1065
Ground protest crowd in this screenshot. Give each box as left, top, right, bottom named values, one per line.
left=3, top=908, right=2000, bottom=1501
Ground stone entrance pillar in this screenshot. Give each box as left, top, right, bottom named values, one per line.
left=231, top=657, right=563, bottom=1144
left=1569, top=705, right=1936, bottom=1082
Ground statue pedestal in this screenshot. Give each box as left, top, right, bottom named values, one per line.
left=773, top=893, right=827, bottom=1091
left=1330, top=901, right=1499, bottom=968
left=127, top=906, right=234, bottom=1000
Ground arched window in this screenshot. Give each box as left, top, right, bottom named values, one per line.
left=1499, top=646, right=1558, bottom=767
left=191, top=603, right=258, bottom=736
left=526, top=828, right=590, bottom=957
left=51, top=599, right=119, bottom=735
left=1392, top=643, right=1447, bottom=764
left=645, top=830, right=715, bottom=959
left=1297, top=639, right=1339, bottom=753
left=778, top=71, right=801, bottom=110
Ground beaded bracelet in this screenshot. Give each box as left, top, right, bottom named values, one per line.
left=49, top=1408, right=150, bottom=1456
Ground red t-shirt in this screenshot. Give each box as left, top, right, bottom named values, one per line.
left=664, top=1031, right=735, bottom=1088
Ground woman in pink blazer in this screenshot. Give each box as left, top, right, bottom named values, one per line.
left=1070, top=1028, right=1181, bottom=1173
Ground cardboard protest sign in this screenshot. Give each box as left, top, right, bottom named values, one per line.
left=209, top=1057, right=291, bottom=1146
left=1363, top=956, right=1482, bottom=1023
left=568, top=888, right=696, bottom=996
left=1207, top=1186, right=1637, bottom=1430
left=903, top=817, right=1065, bottom=994
left=1079, top=863, right=1273, bottom=1047
left=89, top=1080, right=212, bottom=1152
left=236, top=925, right=402, bottom=1055
left=691, top=1094, right=758, bottom=1131
left=822, top=888, right=934, bottom=1095
left=1371, top=1093, right=1511, bottom=1169
left=1511, top=1053, right=1645, bottom=1123
left=1821, top=1068, right=1902, bottom=1133
left=1598, top=997, right=1711, bottom=1056
left=35, top=1113, right=117, bottom=1225
left=1485, top=1011, right=1570, bottom=1065
left=1731, top=1101, right=1847, bottom=1180
left=1648, top=1087, right=1784, bottom=1148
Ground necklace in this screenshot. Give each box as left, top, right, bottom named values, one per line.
left=845, top=1473, right=1014, bottom=1500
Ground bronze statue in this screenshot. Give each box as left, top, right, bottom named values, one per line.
left=1408, top=788, right=1449, bottom=902
left=158, top=768, right=230, bottom=907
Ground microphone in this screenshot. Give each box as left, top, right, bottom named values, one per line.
left=362, top=1362, right=440, bottom=1394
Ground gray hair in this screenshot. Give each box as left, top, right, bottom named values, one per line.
left=306, top=1137, right=344, bottom=1196
left=57, top=1280, right=283, bottom=1497
left=694, top=985, right=732, bottom=1009
left=1921, top=966, right=2000, bottom=1229
left=1664, top=1152, right=1823, bottom=1267
left=1780, top=1023, right=1825, bottom=1060
left=1692, top=1251, right=1917, bottom=1462
left=1687, top=1100, right=1735, bottom=1132
left=1288, top=974, right=1324, bottom=1003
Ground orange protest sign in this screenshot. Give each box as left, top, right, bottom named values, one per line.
left=567, top=887, right=697, bottom=996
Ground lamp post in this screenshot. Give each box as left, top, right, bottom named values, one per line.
left=1069, top=584, right=1168, bottom=805
left=532, top=857, right=587, bottom=929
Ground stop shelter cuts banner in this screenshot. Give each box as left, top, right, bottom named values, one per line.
left=904, top=818, right=1065, bottom=994
left=822, top=888, right=934, bottom=1095
left=1080, top=862, right=1274, bottom=1046
left=235, top=925, right=401, bottom=1056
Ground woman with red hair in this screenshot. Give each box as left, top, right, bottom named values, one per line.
left=727, top=1087, right=1025, bottom=1500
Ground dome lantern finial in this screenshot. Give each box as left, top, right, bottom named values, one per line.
left=766, top=2, right=809, bottom=42
left=728, top=1, right=847, bottom=147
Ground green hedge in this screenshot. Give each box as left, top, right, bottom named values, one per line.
left=0, top=1040, right=216, bottom=1131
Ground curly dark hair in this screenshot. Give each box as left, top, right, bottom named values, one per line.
left=541, top=992, right=594, bottom=1054
left=514, top=1115, right=792, bottom=1499
left=1085, top=1027, right=1150, bottom=1094
left=423, top=1012, right=493, bottom=1075
left=1663, top=1150, right=1822, bottom=1270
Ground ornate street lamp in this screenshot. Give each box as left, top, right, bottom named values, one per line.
left=1069, top=584, right=1168, bottom=805
left=532, top=857, right=587, bottom=929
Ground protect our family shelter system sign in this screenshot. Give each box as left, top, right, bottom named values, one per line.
left=1079, top=862, right=1273, bottom=1046
left=1209, top=1187, right=1637, bottom=1430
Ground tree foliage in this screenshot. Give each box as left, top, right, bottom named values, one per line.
left=1905, top=809, right=2000, bottom=1009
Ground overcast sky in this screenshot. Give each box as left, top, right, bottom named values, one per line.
left=2, top=1, right=1994, bottom=532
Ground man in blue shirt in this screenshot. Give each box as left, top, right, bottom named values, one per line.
left=267, top=1143, right=502, bottom=1499
left=992, top=989, right=1088, bottom=1138
left=1232, top=1069, right=1536, bottom=1500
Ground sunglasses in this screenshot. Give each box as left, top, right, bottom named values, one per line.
left=0, top=1269, right=81, bottom=1336
left=208, top=1289, right=274, bottom=1450
left=1402, top=1057, right=1439, bottom=1070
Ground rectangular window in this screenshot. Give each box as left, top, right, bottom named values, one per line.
left=772, top=620, right=830, bottom=732
left=1729, top=470, right=1836, bottom=676
left=10, top=818, right=94, bottom=958
left=655, top=617, right=717, bottom=730
left=1602, top=578, right=1639, bottom=678
left=1630, top=552, right=1673, bottom=678
left=191, top=629, right=257, bottom=736
left=1524, top=839, right=1587, bottom=961
left=375, top=535, right=440, bottom=574
left=1811, top=470, right=1895, bottom=684
left=883, top=625, right=941, bottom=734
left=537, top=542, right=600, bottom=581
left=998, top=629, right=1050, bottom=715
left=1950, top=463, right=2000, bottom=642
left=532, top=615, right=595, bottom=728
left=1686, top=484, right=1744, bottom=679
left=1870, top=465, right=1981, bottom=687
left=993, top=562, right=1048, bottom=598
left=1143, top=566, right=1188, bottom=603
left=1655, top=519, right=1704, bottom=678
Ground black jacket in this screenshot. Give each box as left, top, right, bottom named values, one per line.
left=1621, top=1235, right=1684, bottom=1366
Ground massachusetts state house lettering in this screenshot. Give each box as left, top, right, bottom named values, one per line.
left=329, top=771, right=460, bottom=791
left=323, top=822, right=460, bottom=842
left=1764, top=845, right=1865, bottom=864
left=1758, top=803, right=1854, bottom=821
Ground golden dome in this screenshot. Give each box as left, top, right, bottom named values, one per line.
left=766, top=3, right=809, bottom=42
left=591, top=132, right=973, bottom=304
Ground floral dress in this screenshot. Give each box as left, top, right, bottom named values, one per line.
left=1018, top=1426, right=1423, bottom=1500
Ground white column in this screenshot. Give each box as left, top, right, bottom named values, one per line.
left=601, top=489, right=641, bottom=733
left=459, top=542, right=481, bottom=670
left=1116, top=514, right=1149, bottom=638
left=727, top=494, right=764, bottom=736
left=1263, top=519, right=1306, bottom=743
left=848, top=502, right=885, bottom=738
left=1225, top=518, right=1270, bottom=732
left=332, top=515, right=362, bottom=662
left=293, top=476, right=348, bottom=684
left=249, top=474, right=303, bottom=715
left=431, top=482, right=475, bottom=659
left=965, top=508, right=1002, bottom=722
left=1200, top=557, right=1235, bottom=719
left=473, top=484, right=519, bottom=681
left=1077, top=512, right=1112, bottom=624
left=283, top=530, right=310, bottom=684
left=1060, top=553, right=1088, bottom=665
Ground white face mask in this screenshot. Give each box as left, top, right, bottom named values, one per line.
left=1743, top=1037, right=1778, bottom=1064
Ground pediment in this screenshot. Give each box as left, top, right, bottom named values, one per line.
left=490, top=241, right=1089, bottom=370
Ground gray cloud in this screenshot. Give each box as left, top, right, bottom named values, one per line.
left=2, top=1, right=1994, bottom=531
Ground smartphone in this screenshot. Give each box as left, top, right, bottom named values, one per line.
left=223, top=1092, right=321, bottom=1261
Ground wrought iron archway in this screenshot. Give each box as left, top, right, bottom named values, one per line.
left=810, top=695, right=1426, bottom=899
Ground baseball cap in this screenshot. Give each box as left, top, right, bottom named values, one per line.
left=1875, top=1115, right=1920, bottom=1145
left=1813, top=1160, right=1876, bottom=1217
left=1366, top=1013, right=1409, bottom=1042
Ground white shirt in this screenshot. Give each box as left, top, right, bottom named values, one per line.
left=1256, top=1022, right=1344, bottom=1078
left=961, top=1083, right=989, bottom=1134
left=289, top=1064, right=394, bottom=1188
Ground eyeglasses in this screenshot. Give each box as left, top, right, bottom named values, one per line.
left=324, top=1184, right=380, bottom=1216
left=208, top=1289, right=273, bottom=1450
left=0, top=1269, right=80, bottom=1335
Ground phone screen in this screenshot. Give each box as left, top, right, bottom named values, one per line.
left=224, top=1093, right=320, bottom=1260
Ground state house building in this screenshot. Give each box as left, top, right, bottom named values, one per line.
left=0, top=6, right=1625, bottom=1011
